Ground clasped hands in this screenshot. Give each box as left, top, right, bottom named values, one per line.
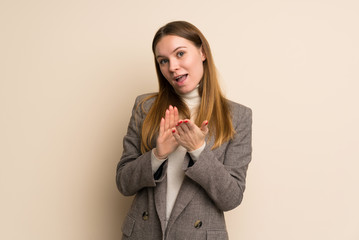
left=154, top=105, right=209, bottom=160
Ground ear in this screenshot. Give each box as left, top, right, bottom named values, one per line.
left=200, top=45, right=206, bottom=61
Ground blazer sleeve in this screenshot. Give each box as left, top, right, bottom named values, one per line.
left=184, top=104, right=252, bottom=211
left=116, top=95, right=167, bottom=196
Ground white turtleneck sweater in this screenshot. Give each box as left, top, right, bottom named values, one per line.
left=150, top=87, right=206, bottom=225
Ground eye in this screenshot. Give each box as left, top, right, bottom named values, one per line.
left=177, top=51, right=185, bottom=57
left=159, top=59, right=168, bottom=65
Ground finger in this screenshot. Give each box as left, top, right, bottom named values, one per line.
left=172, top=128, right=181, bottom=141
left=169, top=105, right=175, bottom=128
left=159, top=117, right=165, bottom=136
left=184, top=119, right=196, bottom=131
left=176, top=123, right=185, bottom=135
left=176, top=120, right=183, bottom=127
left=165, top=109, right=170, bottom=130
left=180, top=119, right=191, bottom=132
left=174, top=106, right=179, bottom=124
left=200, top=120, right=209, bottom=135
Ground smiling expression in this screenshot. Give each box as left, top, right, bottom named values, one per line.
left=155, top=35, right=206, bottom=95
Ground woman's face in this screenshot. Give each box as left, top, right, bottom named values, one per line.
left=155, top=35, right=206, bottom=95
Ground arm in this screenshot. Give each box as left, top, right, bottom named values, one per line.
left=116, top=96, right=179, bottom=196
left=116, top=96, right=159, bottom=196
left=184, top=106, right=252, bottom=211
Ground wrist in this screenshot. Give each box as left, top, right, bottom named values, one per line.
left=188, top=141, right=206, bottom=161
left=154, top=148, right=168, bottom=160
left=188, top=141, right=205, bottom=152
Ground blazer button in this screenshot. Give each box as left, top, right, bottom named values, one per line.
left=194, top=220, right=202, bottom=229
left=142, top=211, right=149, bottom=221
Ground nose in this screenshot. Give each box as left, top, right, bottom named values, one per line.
left=169, top=58, right=179, bottom=72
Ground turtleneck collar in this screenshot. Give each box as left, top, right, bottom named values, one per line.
left=178, top=85, right=201, bottom=112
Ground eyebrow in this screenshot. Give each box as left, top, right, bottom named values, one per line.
left=156, top=46, right=187, bottom=59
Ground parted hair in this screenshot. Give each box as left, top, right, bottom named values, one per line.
left=139, top=21, right=235, bottom=153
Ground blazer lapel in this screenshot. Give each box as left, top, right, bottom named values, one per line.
left=167, top=176, right=201, bottom=227
left=166, top=153, right=202, bottom=228
left=154, top=178, right=167, bottom=235
left=159, top=138, right=215, bottom=231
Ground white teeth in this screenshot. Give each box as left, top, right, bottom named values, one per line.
left=175, top=74, right=187, bottom=81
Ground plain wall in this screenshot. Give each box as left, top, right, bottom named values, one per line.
left=1, top=0, right=358, bottom=239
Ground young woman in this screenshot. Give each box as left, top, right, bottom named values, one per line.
left=116, top=21, right=252, bottom=240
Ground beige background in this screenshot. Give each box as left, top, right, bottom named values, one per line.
left=1, top=0, right=358, bottom=239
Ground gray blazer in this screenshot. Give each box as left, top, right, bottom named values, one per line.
left=116, top=94, right=252, bottom=240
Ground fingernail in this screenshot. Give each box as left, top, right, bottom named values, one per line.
left=184, top=120, right=188, bottom=123
left=205, top=121, right=208, bottom=125
left=179, top=121, right=183, bottom=124
left=172, top=129, right=176, bottom=133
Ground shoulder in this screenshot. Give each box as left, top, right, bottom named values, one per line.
left=133, top=93, right=158, bottom=112
left=134, top=93, right=157, bottom=103
left=227, top=99, right=252, bottom=117
left=226, top=99, right=252, bottom=127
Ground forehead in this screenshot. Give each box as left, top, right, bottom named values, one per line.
left=155, top=35, right=196, bottom=56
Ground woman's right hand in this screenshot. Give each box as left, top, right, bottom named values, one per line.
left=154, top=105, right=179, bottom=159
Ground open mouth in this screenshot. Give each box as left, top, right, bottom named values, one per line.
left=175, top=74, right=188, bottom=83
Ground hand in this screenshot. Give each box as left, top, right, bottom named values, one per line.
left=155, top=105, right=179, bottom=159
left=172, top=119, right=209, bottom=151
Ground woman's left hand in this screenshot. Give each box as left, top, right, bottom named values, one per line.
left=172, top=119, right=209, bottom=151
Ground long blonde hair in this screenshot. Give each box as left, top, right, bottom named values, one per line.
left=140, top=21, right=235, bottom=153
